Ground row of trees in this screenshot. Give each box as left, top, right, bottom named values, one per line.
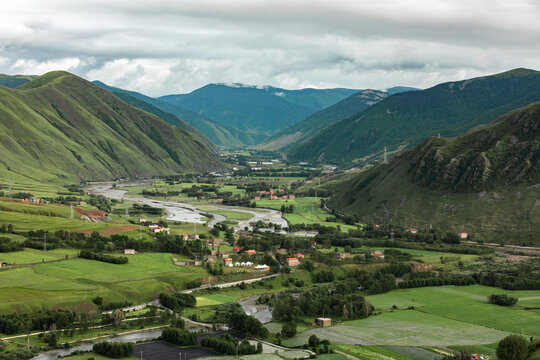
left=200, top=333, right=262, bottom=355
left=93, top=342, right=133, bottom=358
left=158, top=292, right=197, bottom=311
left=79, top=250, right=128, bottom=264
left=161, top=327, right=197, bottom=346
left=0, top=310, right=76, bottom=335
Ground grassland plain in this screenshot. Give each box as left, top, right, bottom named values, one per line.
left=0, top=248, right=80, bottom=264
left=335, top=344, right=419, bottom=360
left=366, top=285, right=540, bottom=335
left=0, top=252, right=225, bottom=314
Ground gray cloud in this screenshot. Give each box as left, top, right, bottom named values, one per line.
left=0, top=0, right=539, bottom=96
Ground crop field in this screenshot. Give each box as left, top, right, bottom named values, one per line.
left=196, top=294, right=237, bottom=307
left=282, top=309, right=511, bottom=347
left=366, top=285, right=540, bottom=335
left=0, top=248, right=80, bottom=264
left=0, top=252, right=209, bottom=314
left=335, top=344, right=431, bottom=360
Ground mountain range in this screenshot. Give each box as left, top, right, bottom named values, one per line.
left=327, top=101, right=540, bottom=242
left=158, top=84, right=358, bottom=144
left=287, top=68, right=540, bottom=164
left=0, top=71, right=223, bottom=186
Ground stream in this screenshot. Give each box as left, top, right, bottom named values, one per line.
left=85, top=181, right=310, bottom=234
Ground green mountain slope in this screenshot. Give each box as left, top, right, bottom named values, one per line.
left=93, top=81, right=243, bottom=147
left=288, top=68, right=540, bottom=163
left=0, top=74, right=36, bottom=88
left=260, top=89, right=388, bottom=151
left=328, top=102, right=540, bottom=243
left=0, top=71, right=223, bottom=187
left=159, top=84, right=358, bottom=144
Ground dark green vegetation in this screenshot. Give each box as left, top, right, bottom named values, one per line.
left=79, top=250, right=128, bottom=264
left=261, top=89, right=388, bottom=151
left=0, top=71, right=223, bottom=188
left=328, top=101, right=540, bottom=244
left=496, top=335, right=529, bottom=360
left=289, top=68, right=540, bottom=163
left=161, top=327, right=197, bottom=346
left=159, top=83, right=358, bottom=144
left=94, top=80, right=243, bottom=147
left=489, top=294, right=519, bottom=306
left=93, top=341, right=134, bottom=358
left=200, top=333, right=262, bottom=355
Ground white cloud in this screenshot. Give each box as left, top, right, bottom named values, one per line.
left=0, top=0, right=538, bottom=96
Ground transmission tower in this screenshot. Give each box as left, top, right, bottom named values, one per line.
left=125, top=203, right=129, bottom=219
left=43, top=233, right=47, bottom=251
left=7, top=180, right=12, bottom=197
left=383, top=147, right=387, bottom=164
left=70, top=205, right=74, bottom=219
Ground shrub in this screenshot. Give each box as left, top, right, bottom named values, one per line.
left=489, top=294, right=518, bottom=306
left=496, top=335, right=528, bottom=360
left=93, top=342, right=133, bottom=358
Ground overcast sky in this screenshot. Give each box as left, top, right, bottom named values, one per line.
left=1, top=0, right=539, bottom=96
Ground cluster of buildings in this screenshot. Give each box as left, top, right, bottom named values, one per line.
left=148, top=224, right=170, bottom=234
left=253, top=188, right=295, bottom=201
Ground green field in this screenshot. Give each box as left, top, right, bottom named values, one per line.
left=196, top=294, right=238, bottom=307
left=0, top=252, right=209, bottom=314
left=366, top=285, right=540, bottom=335
left=335, top=344, right=421, bottom=360
left=0, top=248, right=80, bottom=264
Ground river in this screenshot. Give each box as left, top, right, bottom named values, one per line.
left=85, top=181, right=306, bottom=234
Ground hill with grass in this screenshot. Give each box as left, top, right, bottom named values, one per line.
left=288, top=68, right=540, bottom=164
left=158, top=84, right=358, bottom=144
left=0, top=71, right=224, bottom=187
left=260, top=89, right=388, bottom=151
left=93, top=81, right=244, bottom=147
left=328, top=102, right=540, bottom=243
left=0, top=74, right=36, bottom=88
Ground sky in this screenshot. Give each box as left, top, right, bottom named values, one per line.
left=1, top=0, right=539, bottom=97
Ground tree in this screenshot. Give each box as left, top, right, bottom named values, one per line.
left=281, top=322, right=297, bottom=338
left=496, top=335, right=528, bottom=360
left=111, top=309, right=125, bottom=328
left=308, top=334, right=320, bottom=347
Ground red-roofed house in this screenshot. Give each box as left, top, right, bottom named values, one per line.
left=233, top=246, right=242, bottom=253
left=286, top=257, right=299, bottom=267
left=371, top=251, right=385, bottom=259
left=408, top=229, right=418, bottom=234
left=246, top=249, right=256, bottom=255
left=293, top=253, right=304, bottom=259
left=459, top=232, right=468, bottom=239
left=224, top=258, right=232, bottom=266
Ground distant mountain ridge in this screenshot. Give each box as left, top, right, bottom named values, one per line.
left=159, top=84, right=359, bottom=144
left=328, top=101, right=540, bottom=242
left=0, top=71, right=223, bottom=186
left=288, top=68, right=540, bottom=164
left=260, top=89, right=388, bottom=151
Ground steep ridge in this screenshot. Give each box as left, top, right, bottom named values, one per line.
left=0, top=71, right=223, bottom=186
left=260, top=89, right=388, bottom=151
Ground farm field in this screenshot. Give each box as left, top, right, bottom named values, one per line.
left=282, top=309, right=511, bottom=347
left=366, top=285, right=540, bottom=335
left=0, top=252, right=210, bottom=314
left=196, top=294, right=238, bottom=307
left=334, top=344, right=440, bottom=360
left=0, top=248, right=80, bottom=264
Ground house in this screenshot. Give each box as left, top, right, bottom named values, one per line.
left=270, top=195, right=278, bottom=200
left=276, top=249, right=287, bottom=255
left=317, top=318, right=331, bottom=327
left=210, top=238, right=221, bottom=247
left=254, top=196, right=261, bottom=201
left=29, top=197, right=44, bottom=204
left=288, top=195, right=295, bottom=199
left=245, top=261, right=253, bottom=267
left=174, top=261, right=186, bottom=266
left=124, top=249, right=136, bottom=255
left=408, top=229, right=418, bottom=234
left=459, top=232, right=468, bottom=239
left=217, top=198, right=223, bottom=204
left=240, top=262, right=246, bottom=267
left=371, top=251, right=385, bottom=259
left=336, top=252, right=351, bottom=260
left=219, top=252, right=231, bottom=259
left=282, top=195, right=288, bottom=200
left=189, top=234, right=199, bottom=240
left=293, top=253, right=304, bottom=259
left=232, top=246, right=242, bottom=253
left=139, top=218, right=147, bottom=223
left=246, top=249, right=256, bottom=255
left=187, top=260, right=200, bottom=266
left=279, top=189, right=284, bottom=193
left=180, top=234, right=189, bottom=241
left=286, top=257, right=299, bottom=267
left=224, top=258, right=232, bottom=266
left=411, top=263, right=434, bottom=272
left=207, top=258, right=216, bottom=263
left=234, top=262, right=241, bottom=267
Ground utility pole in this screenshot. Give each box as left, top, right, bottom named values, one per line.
left=125, top=204, right=129, bottom=219
left=43, top=233, right=47, bottom=251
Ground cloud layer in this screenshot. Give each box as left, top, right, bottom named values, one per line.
left=1, top=0, right=539, bottom=96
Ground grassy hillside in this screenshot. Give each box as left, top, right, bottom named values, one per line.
left=260, top=89, right=387, bottom=151
left=93, top=81, right=244, bottom=147
left=0, top=74, right=36, bottom=88
left=289, top=68, right=540, bottom=163
left=159, top=84, right=357, bottom=145
left=0, top=71, right=223, bottom=190
left=328, top=102, right=540, bottom=244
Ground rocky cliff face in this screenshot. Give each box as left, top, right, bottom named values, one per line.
left=404, top=102, right=540, bottom=191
